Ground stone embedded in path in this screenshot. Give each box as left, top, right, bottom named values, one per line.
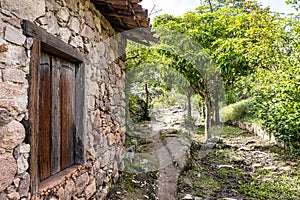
left=85, top=178, right=96, bottom=199
left=279, top=166, right=291, bottom=171
left=263, top=166, right=277, bottom=171
left=218, top=165, right=234, bottom=169
left=200, top=142, right=216, bottom=151
left=75, top=172, right=89, bottom=193
left=194, top=197, right=203, bottom=200
left=244, top=140, right=256, bottom=145
left=182, top=194, right=193, bottom=200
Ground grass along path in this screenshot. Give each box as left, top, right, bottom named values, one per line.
left=178, top=126, right=300, bottom=200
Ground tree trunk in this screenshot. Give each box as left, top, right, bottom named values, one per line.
left=204, top=95, right=212, bottom=141
left=187, top=90, right=192, bottom=118
left=207, top=0, right=213, bottom=12
left=214, top=94, right=220, bottom=124
left=202, top=102, right=205, bottom=118
left=144, top=82, right=149, bottom=119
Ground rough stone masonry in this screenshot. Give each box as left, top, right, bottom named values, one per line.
left=0, top=0, right=127, bottom=199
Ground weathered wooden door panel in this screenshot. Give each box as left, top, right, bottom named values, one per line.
left=60, top=66, right=75, bottom=169
left=50, top=56, right=61, bottom=175
left=38, top=53, right=51, bottom=181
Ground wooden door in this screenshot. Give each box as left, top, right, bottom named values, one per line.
left=38, top=52, right=75, bottom=181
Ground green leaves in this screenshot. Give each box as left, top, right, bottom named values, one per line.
left=250, top=66, right=300, bottom=152
left=153, top=4, right=288, bottom=104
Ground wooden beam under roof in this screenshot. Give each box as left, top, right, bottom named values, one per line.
left=91, top=0, right=158, bottom=45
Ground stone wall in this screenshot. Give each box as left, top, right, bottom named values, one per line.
left=0, top=0, right=126, bottom=199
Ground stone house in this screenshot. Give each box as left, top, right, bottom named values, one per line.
left=0, top=0, right=156, bottom=199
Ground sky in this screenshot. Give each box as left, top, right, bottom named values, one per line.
left=141, top=0, right=297, bottom=20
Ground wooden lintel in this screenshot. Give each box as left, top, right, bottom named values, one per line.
left=106, top=14, right=141, bottom=22
left=100, top=7, right=144, bottom=14
left=101, top=10, right=132, bottom=16
left=22, top=20, right=85, bottom=63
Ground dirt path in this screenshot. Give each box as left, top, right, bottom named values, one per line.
left=155, top=130, right=189, bottom=199
left=154, top=132, right=180, bottom=200
left=107, top=106, right=191, bottom=200
left=144, top=107, right=190, bottom=199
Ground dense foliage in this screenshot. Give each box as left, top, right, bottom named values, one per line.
left=248, top=66, right=300, bottom=152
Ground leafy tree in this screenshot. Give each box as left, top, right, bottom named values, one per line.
left=125, top=34, right=219, bottom=140
left=126, top=0, right=300, bottom=146
left=154, top=1, right=293, bottom=106
left=125, top=43, right=197, bottom=123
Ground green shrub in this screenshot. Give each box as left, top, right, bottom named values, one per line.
left=251, top=66, right=300, bottom=153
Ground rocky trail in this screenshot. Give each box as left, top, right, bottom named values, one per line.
left=108, top=106, right=192, bottom=200
left=107, top=107, right=300, bottom=200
